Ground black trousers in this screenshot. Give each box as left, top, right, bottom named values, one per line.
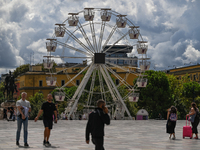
left=92, top=137, right=105, bottom=150
left=191, top=119, right=199, bottom=134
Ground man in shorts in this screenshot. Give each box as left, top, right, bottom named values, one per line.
left=34, top=94, right=57, bottom=147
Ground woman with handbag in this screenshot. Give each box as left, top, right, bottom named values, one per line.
left=166, top=106, right=178, bottom=140
left=186, top=102, right=199, bottom=139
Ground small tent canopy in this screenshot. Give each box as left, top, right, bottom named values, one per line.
left=136, top=109, right=148, bottom=120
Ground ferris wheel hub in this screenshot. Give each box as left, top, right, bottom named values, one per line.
left=94, top=53, right=105, bottom=64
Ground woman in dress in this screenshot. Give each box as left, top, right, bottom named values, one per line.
left=167, top=106, right=178, bottom=140
left=187, top=102, right=199, bottom=139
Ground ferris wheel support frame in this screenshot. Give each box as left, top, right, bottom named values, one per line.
left=101, top=65, right=132, bottom=120
left=68, top=64, right=96, bottom=118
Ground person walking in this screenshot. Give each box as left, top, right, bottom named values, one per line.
left=16, top=92, right=31, bottom=147
left=187, top=102, right=199, bottom=139
left=86, top=99, right=110, bottom=150
left=166, top=106, right=178, bottom=140
left=34, top=94, right=57, bottom=147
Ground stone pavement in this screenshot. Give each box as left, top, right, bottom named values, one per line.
left=0, top=120, right=200, bottom=150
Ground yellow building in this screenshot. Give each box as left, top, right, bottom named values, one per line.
left=167, top=64, right=200, bottom=82
left=17, top=64, right=138, bottom=100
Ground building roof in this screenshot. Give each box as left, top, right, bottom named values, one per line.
left=103, top=45, right=133, bottom=53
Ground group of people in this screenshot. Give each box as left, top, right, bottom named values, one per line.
left=3, top=106, right=16, bottom=121
left=15, top=91, right=200, bottom=149
left=15, top=92, right=110, bottom=150
left=166, top=102, right=199, bottom=140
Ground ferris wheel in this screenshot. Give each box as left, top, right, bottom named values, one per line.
left=43, top=8, right=150, bottom=120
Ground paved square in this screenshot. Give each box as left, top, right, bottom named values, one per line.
left=0, top=120, right=200, bottom=150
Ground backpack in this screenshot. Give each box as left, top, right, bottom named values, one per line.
left=195, top=110, right=200, bottom=120
left=170, top=113, right=177, bottom=121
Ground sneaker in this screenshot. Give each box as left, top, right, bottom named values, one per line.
left=172, top=137, right=176, bottom=140
left=169, top=135, right=171, bottom=139
left=24, top=143, right=29, bottom=147
left=194, top=137, right=198, bottom=139
left=43, top=140, right=46, bottom=145
left=16, top=141, right=19, bottom=146
left=45, top=141, right=51, bottom=147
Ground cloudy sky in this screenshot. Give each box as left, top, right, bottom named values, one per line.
left=0, top=0, right=200, bottom=75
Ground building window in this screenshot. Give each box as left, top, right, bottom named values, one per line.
left=117, top=60, right=124, bottom=65
left=194, top=75, right=196, bottom=81
left=76, top=80, right=80, bottom=86
left=39, top=80, right=43, bottom=87
left=61, top=80, right=65, bottom=86
left=116, top=79, right=119, bottom=85
left=179, top=76, right=181, bottom=80
left=113, top=69, right=116, bottom=72
left=190, top=74, right=192, bottom=80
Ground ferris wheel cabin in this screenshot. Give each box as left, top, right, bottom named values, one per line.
left=46, top=77, right=57, bottom=86
left=100, top=8, right=111, bottom=21
left=54, top=92, right=65, bottom=101
left=139, top=61, right=151, bottom=72
left=136, top=78, right=148, bottom=87
left=55, top=24, right=65, bottom=37
left=129, top=93, right=139, bottom=102
left=116, top=15, right=127, bottom=28
left=129, top=26, right=140, bottom=39
left=84, top=8, right=95, bottom=21
left=137, top=41, right=148, bottom=54
left=68, top=13, right=79, bottom=26
left=43, top=59, right=54, bottom=69
left=46, top=39, right=57, bottom=52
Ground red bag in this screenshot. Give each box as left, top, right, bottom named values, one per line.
left=183, top=116, right=192, bottom=138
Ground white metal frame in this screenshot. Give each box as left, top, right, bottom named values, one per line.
left=44, top=8, right=150, bottom=120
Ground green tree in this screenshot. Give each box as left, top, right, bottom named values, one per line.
left=135, top=70, right=173, bottom=119
left=13, top=64, right=30, bottom=78
left=29, top=92, right=46, bottom=120
left=0, top=82, right=5, bottom=104
left=167, top=74, right=186, bottom=119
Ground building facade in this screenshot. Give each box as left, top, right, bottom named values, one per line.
left=167, top=64, right=200, bottom=82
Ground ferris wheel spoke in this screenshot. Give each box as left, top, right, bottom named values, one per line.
left=105, top=46, right=136, bottom=56
left=89, top=21, right=98, bottom=53
left=86, top=69, right=97, bottom=107
left=61, top=64, right=90, bottom=88
left=105, top=57, right=138, bottom=60
left=101, top=64, right=132, bottom=120
left=98, top=66, right=106, bottom=101
left=55, top=63, right=84, bottom=75
left=56, top=41, right=93, bottom=56
left=77, top=22, right=95, bottom=52
left=104, top=64, right=133, bottom=89
left=98, top=21, right=106, bottom=53
left=63, top=26, right=94, bottom=55
left=99, top=65, right=117, bottom=102
left=103, top=31, right=129, bottom=53
left=106, top=61, right=139, bottom=76
left=52, top=56, right=92, bottom=59
left=102, top=25, right=117, bottom=51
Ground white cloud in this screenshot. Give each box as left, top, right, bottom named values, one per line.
left=0, top=0, right=200, bottom=75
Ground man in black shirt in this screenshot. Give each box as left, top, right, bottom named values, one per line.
left=86, top=99, right=110, bottom=150
left=34, top=94, right=57, bottom=147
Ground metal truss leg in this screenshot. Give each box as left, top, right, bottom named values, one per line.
left=67, top=64, right=95, bottom=119
left=101, top=65, right=132, bottom=120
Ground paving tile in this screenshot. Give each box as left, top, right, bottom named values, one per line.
left=0, top=120, right=200, bottom=150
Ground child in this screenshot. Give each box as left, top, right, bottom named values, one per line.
left=166, top=106, right=178, bottom=140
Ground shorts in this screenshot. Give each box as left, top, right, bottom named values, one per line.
left=43, top=120, right=53, bottom=129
